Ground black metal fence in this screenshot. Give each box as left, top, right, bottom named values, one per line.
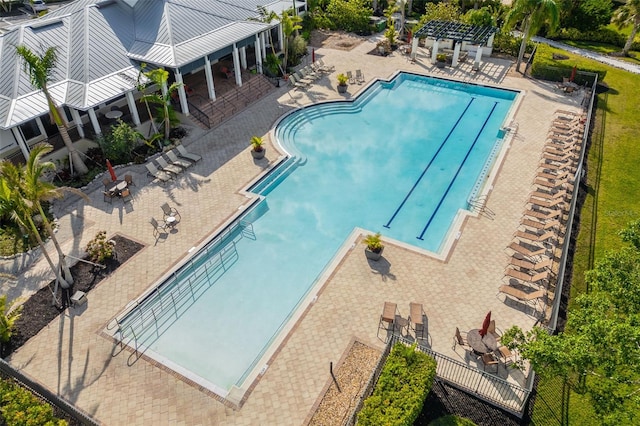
left=344, top=335, right=533, bottom=425
left=0, top=358, right=99, bottom=425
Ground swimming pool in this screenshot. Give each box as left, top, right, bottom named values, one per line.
left=112, top=73, right=517, bottom=401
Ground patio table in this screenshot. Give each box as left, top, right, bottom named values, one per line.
left=467, top=328, right=497, bottom=354
left=108, top=180, right=127, bottom=195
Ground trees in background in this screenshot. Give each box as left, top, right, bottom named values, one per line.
left=504, top=220, right=640, bottom=424
left=15, top=46, right=89, bottom=176
left=611, top=0, right=640, bottom=56
left=504, top=0, right=560, bottom=72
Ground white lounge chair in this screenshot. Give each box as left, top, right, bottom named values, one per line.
left=145, top=163, right=173, bottom=183
left=176, top=144, right=202, bottom=163
left=165, top=150, right=192, bottom=169
left=155, top=156, right=182, bottom=175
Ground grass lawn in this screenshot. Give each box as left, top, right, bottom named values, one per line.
left=561, top=40, right=640, bottom=64
left=530, top=46, right=640, bottom=424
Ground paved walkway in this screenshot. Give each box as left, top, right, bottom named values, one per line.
left=2, top=36, right=587, bottom=425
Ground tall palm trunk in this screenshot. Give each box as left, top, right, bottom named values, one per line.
left=623, top=19, right=639, bottom=55
left=47, top=98, right=89, bottom=176
left=35, top=202, right=73, bottom=285
left=26, top=215, right=68, bottom=303
left=516, top=19, right=532, bottom=73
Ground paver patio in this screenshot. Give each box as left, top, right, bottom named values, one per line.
left=2, top=33, right=586, bottom=425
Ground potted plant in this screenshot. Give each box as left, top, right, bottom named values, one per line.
left=250, top=135, right=266, bottom=159
left=363, top=232, right=384, bottom=261
left=337, top=73, right=349, bottom=94
left=436, top=53, right=447, bottom=68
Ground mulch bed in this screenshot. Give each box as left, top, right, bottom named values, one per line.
left=1, top=234, right=144, bottom=358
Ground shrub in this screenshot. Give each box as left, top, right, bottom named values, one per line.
left=0, top=379, right=67, bottom=426
left=0, top=295, right=22, bottom=344
left=97, top=120, right=142, bottom=165
left=492, top=30, right=534, bottom=57
left=357, top=343, right=437, bottom=425
left=553, top=27, right=625, bottom=47
left=561, top=0, right=613, bottom=32
left=326, top=0, right=372, bottom=33
left=85, top=231, right=115, bottom=264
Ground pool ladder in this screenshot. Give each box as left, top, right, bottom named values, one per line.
left=111, top=221, right=255, bottom=364
left=468, top=195, right=495, bottom=220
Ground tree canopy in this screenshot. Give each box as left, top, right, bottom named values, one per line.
left=506, top=220, right=640, bottom=424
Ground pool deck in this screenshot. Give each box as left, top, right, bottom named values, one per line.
left=2, top=34, right=586, bottom=425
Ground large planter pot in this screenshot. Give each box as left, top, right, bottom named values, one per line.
left=337, top=84, right=348, bottom=94
left=365, top=246, right=384, bottom=261
left=436, top=61, right=446, bottom=69
left=251, top=148, right=266, bottom=159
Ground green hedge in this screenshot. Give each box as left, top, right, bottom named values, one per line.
left=357, top=343, right=437, bottom=426
left=553, top=27, right=640, bottom=52
left=531, top=43, right=607, bottom=84
left=0, top=379, right=67, bottom=426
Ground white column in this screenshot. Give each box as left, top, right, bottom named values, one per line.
left=174, top=70, right=190, bottom=116
left=411, top=36, right=419, bottom=61
left=487, top=34, right=494, bottom=48
left=431, top=40, right=440, bottom=64
left=204, top=56, right=216, bottom=100
left=278, top=23, right=283, bottom=52
left=452, top=42, right=461, bottom=67
left=35, top=117, right=47, bottom=137
left=475, top=46, right=483, bottom=63
left=11, top=127, right=30, bottom=160
left=240, top=46, right=247, bottom=69
left=69, top=108, right=85, bottom=138
left=232, top=44, right=242, bottom=87
left=255, top=34, right=263, bottom=74
left=87, top=108, right=101, bottom=135
left=260, top=32, right=266, bottom=59
left=125, top=91, right=141, bottom=125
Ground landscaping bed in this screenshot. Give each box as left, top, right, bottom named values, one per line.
left=2, top=234, right=144, bottom=358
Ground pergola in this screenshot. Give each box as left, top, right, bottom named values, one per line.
left=410, top=20, right=498, bottom=67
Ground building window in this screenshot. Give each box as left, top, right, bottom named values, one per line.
left=19, top=119, right=41, bottom=141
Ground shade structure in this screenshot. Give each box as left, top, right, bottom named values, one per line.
left=106, top=159, right=117, bottom=181
left=570, top=66, right=577, bottom=82
left=479, top=311, right=491, bottom=337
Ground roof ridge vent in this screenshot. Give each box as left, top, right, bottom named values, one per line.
left=95, top=0, right=117, bottom=8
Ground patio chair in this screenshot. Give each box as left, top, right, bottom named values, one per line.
left=481, top=353, right=499, bottom=373
left=120, top=188, right=132, bottom=203
left=377, top=301, right=398, bottom=341
left=102, top=177, right=112, bottom=189
left=507, top=240, right=547, bottom=259
left=452, top=327, right=469, bottom=351
left=103, top=191, right=114, bottom=204
left=346, top=71, right=355, bottom=84
left=523, top=206, right=562, bottom=221
left=175, top=144, right=202, bottom=163
left=487, top=320, right=502, bottom=342
left=408, top=302, right=426, bottom=339
left=514, top=228, right=557, bottom=244
left=497, top=345, right=515, bottom=365
left=149, top=217, right=168, bottom=240
left=145, top=162, right=173, bottom=183
left=294, top=71, right=313, bottom=85
left=301, top=66, right=319, bottom=80
left=155, top=156, right=182, bottom=176
left=165, top=151, right=192, bottom=170
left=542, top=151, right=578, bottom=164
left=289, top=74, right=308, bottom=90
left=355, top=69, right=365, bottom=84
left=317, top=59, right=334, bottom=72
left=505, top=267, right=551, bottom=285
left=161, top=202, right=181, bottom=222
left=528, top=195, right=566, bottom=210
left=498, top=285, right=546, bottom=312
left=124, top=174, right=135, bottom=187
left=537, top=169, right=572, bottom=181
left=534, top=177, right=573, bottom=192
left=510, top=254, right=553, bottom=271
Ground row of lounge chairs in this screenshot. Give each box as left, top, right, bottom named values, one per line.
left=288, top=59, right=335, bottom=90
left=499, top=109, right=586, bottom=314
left=145, top=145, right=202, bottom=183
left=346, top=70, right=365, bottom=84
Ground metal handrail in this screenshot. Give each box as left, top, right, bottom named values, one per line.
left=187, top=99, right=211, bottom=128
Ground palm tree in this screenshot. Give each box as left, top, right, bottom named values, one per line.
left=136, top=63, right=159, bottom=137
left=504, top=0, right=560, bottom=72
left=611, top=0, right=640, bottom=56
left=0, top=158, right=69, bottom=297
left=140, top=68, right=181, bottom=143
left=16, top=45, right=89, bottom=176
left=252, top=6, right=285, bottom=76
left=280, top=10, right=302, bottom=73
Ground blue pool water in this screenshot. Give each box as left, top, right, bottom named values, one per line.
left=116, top=73, right=517, bottom=395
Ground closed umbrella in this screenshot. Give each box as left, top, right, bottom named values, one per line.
left=479, top=311, right=491, bottom=337
left=106, top=159, right=117, bottom=181
left=570, top=65, right=577, bottom=82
